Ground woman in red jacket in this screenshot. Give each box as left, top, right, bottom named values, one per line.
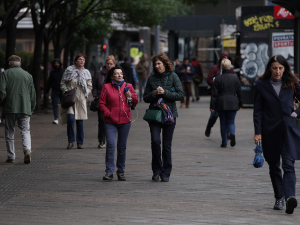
left=99, top=66, right=138, bottom=181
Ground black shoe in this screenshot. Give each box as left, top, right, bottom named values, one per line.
left=192, top=98, right=195, bottom=102
left=196, top=97, right=200, bottom=101
left=220, top=143, right=227, bottom=148
left=152, top=174, right=159, bottom=182
left=98, top=142, right=106, bottom=148
left=6, top=158, right=15, bottom=163
left=24, top=150, right=31, bottom=164
left=103, top=173, right=113, bottom=181
left=273, top=197, right=284, bottom=210
left=117, top=174, right=126, bottom=181
left=161, top=177, right=169, bottom=182
left=227, top=132, right=231, bottom=140
left=286, top=196, right=297, bottom=214
left=230, top=133, right=236, bottom=147
left=205, top=125, right=211, bottom=137
left=77, top=144, right=83, bottom=149
left=67, top=143, right=73, bottom=149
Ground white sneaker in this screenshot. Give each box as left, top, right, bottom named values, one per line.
left=53, top=120, right=58, bottom=124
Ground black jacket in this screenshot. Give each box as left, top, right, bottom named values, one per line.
left=45, top=61, right=65, bottom=95
left=254, top=79, right=300, bottom=161
left=120, top=62, right=136, bottom=89
left=210, top=69, right=242, bottom=110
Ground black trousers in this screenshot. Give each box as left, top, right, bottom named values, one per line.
left=267, top=147, right=296, bottom=200
left=149, top=119, right=176, bottom=178
left=97, top=110, right=105, bottom=143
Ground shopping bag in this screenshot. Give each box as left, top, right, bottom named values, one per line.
left=253, top=140, right=264, bottom=168
left=58, top=104, right=68, bottom=125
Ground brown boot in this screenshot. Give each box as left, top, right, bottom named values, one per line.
left=180, top=103, right=185, bottom=108
left=186, top=105, right=190, bottom=108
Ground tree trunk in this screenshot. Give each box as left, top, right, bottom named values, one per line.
left=5, top=20, right=17, bottom=69
left=70, top=49, right=74, bottom=66
left=63, top=41, right=70, bottom=68
left=43, top=37, right=50, bottom=109
left=32, top=29, right=44, bottom=111
left=85, top=43, right=91, bottom=68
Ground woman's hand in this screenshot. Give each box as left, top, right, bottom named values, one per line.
left=154, top=86, right=165, bottom=95
left=291, top=113, right=296, bottom=117
left=125, top=91, right=132, bottom=98
left=210, top=109, right=214, bottom=112
left=253, top=134, right=262, bottom=144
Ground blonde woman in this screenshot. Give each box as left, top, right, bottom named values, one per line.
left=210, top=59, right=242, bottom=148
left=61, top=53, right=92, bottom=149
left=92, top=55, right=116, bottom=148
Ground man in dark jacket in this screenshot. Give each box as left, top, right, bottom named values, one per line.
left=45, top=59, right=65, bottom=124
left=205, top=52, right=234, bottom=137
left=176, top=57, right=195, bottom=108
left=121, top=56, right=136, bottom=89
left=191, top=57, right=203, bottom=102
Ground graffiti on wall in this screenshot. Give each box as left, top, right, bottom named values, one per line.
left=243, top=15, right=279, bottom=32
left=241, top=43, right=269, bottom=79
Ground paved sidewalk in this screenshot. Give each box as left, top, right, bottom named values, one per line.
left=0, top=97, right=299, bottom=225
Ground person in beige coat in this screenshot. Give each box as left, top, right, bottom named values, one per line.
left=61, top=53, right=92, bottom=149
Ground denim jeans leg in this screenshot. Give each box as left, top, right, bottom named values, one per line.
left=149, top=122, right=163, bottom=175
left=67, top=114, right=75, bottom=143
left=267, top=160, right=284, bottom=199
left=17, top=114, right=31, bottom=152
left=116, top=123, right=131, bottom=174
left=218, top=111, right=228, bottom=144
left=97, top=110, right=105, bottom=143
left=4, top=114, right=16, bottom=159
left=161, top=119, right=176, bottom=178
left=281, top=148, right=296, bottom=199
left=76, top=120, right=84, bottom=144
left=226, top=110, right=237, bottom=134
left=105, top=123, right=118, bottom=174
left=51, top=92, right=60, bottom=119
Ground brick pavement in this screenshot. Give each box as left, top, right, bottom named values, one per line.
left=0, top=97, right=299, bottom=225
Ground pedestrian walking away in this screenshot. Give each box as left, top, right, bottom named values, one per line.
left=92, top=55, right=116, bottom=149
left=60, top=53, right=92, bottom=150
left=253, top=55, right=300, bottom=214
left=0, top=55, right=36, bottom=164
left=99, top=66, right=138, bottom=181
left=176, top=57, right=195, bottom=108
left=210, top=59, right=242, bottom=148
left=120, top=56, right=136, bottom=89
left=191, top=57, right=203, bottom=102
left=144, top=52, right=184, bottom=182
left=205, top=52, right=234, bottom=137
left=136, top=54, right=150, bottom=102
left=45, top=58, right=65, bottom=124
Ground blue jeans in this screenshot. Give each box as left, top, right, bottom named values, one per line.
left=218, top=110, right=237, bottom=144
left=51, top=91, right=61, bottom=119
left=105, top=122, right=131, bottom=174
left=139, top=78, right=147, bottom=101
left=267, top=147, right=296, bottom=200
left=67, top=114, right=84, bottom=144
left=149, top=118, right=176, bottom=178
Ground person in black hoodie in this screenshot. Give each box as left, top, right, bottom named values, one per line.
left=121, top=56, right=136, bottom=89
left=45, top=59, right=65, bottom=124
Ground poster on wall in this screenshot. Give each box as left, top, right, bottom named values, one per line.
left=271, top=31, right=294, bottom=72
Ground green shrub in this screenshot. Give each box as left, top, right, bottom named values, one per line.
left=15, top=51, right=34, bottom=71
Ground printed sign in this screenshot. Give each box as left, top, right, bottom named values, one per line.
left=272, top=32, right=294, bottom=71
left=274, top=5, right=294, bottom=19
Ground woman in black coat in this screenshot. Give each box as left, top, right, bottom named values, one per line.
left=253, top=55, right=300, bottom=214
left=210, top=59, right=242, bottom=147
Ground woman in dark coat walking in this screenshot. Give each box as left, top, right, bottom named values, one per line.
left=253, top=55, right=300, bottom=214
left=143, top=52, right=184, bottom=182
left=210, top=59, right=242, bottom=147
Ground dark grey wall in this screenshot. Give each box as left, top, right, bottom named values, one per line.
left=194, top=0, right=266, bottom=16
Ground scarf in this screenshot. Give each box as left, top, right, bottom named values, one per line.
left=111, top=79, right=125, bottom=90
left=156, top=98, right=174, bottom=124
left=61, top=65, right=92, bottom=97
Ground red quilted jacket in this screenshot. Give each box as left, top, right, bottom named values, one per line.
left=99, top=82, right=138, bottom=124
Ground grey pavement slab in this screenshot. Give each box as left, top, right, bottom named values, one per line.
left=0, top=97, right=299, bottom=225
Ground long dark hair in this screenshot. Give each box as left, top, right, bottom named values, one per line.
left=151, top=52, right=173, bottom=74
left=105, top=66, right=127, bottom=83
left=258, top=55, right=298, bottom=89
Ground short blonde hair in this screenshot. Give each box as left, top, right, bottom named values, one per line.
left=221, top=58, right=231, bottom=70
left=105, top=55, right=116, bottom=65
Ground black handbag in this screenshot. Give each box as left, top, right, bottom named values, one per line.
left=90, top=98, right=99, bottom=112
left=61, top=88, right=77, bottom=109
